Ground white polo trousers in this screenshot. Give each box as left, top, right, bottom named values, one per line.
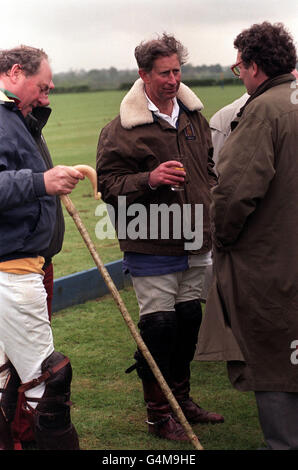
left=0, top=271, right=54, bottom=407
left=131, top=265, right=207, bottom=316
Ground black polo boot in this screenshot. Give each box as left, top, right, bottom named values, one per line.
left=173, top=299, right=224, bottom=424
left=131, top=311, right=190, bottom=441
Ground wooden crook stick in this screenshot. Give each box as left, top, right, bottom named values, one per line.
left=60, top=165, right=204, bottom=451
left=73, top=164, right=101, bottom=200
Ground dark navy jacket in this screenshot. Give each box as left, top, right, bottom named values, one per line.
left=26, top=107, right=65, bottom=268
left=0, top=100, right=56, bottom=261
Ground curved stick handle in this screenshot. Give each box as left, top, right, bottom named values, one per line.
left=73, top=164, right=101, bottom=200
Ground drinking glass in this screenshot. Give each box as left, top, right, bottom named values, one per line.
left=170, top=155, right=185, bottom=192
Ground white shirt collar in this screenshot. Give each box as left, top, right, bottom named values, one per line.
left=144, top=92, right=179, bottom=128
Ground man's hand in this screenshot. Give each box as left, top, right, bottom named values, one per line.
left=148, top=161, right=186, bottom=188
left=44, top=165, right=85, bottom=195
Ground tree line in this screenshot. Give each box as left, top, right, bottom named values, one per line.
left=52, top=64, right=238, bottom=94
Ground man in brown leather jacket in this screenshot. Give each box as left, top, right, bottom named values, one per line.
left=97, top=33, right=224, bottom=442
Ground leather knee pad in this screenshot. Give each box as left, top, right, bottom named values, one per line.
left=0, top=361, right=20, bottom=423
left=34, top=351, right=73, bottom=431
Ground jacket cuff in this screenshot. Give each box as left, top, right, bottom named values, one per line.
left=32, top=172, right=47, bottom=197
left=136, top=171, right=152, bottom=191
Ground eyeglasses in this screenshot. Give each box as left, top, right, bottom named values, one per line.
left=230, top=60, right=243, bottom=77
left=38, top=84, right=50, bottom=95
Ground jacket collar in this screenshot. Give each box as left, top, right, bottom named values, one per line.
left=235, top=73, right=296, bottom=123
left=120, top=78, right=204, bottom=129
left=26, top=106, right=52, bottom=135
left=0, top=88, right=20, bottom=104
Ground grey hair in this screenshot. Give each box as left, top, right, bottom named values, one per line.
left=0, top=45, right=48, bottom=76
left=135, top=33, right=188, bottom=72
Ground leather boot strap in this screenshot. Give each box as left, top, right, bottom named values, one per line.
left=18, top=356, right=70, bottom=394
left=146, top=416, right=170, bottom=427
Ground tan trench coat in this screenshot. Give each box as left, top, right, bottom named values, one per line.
left=196, top=74, right=298, bottom=392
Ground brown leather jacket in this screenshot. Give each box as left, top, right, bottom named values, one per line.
left=96, top=79, right=217, bottom=256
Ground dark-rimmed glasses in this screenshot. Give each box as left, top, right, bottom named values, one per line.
left=230, top=60, right=243, bottom=77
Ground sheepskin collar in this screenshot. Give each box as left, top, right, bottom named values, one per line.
left=120, top=78, right=204, bottom=129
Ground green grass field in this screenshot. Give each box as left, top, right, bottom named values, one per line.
left=42, top=85, right=266, bottom=452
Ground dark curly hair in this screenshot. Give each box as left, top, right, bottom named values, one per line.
left=0, top=45, right=48, bottom=76
left=135, top=33, right=188, bottom=72
left=234, top=22, right=297, bottom=77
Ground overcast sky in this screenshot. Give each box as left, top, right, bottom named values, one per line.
left=1, top=0, right=297, bottom=73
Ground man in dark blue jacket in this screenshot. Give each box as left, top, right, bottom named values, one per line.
left=0, top=45, right=83, bottom=450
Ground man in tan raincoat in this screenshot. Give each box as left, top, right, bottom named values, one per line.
left=197, top=22, right=298, bottom=449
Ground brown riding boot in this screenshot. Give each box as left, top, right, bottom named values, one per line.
left=0, top=408, right=14, bottom=450
left=143, top=379, right=190, bottom=441
left=173, top=375, right=224, bottom=424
